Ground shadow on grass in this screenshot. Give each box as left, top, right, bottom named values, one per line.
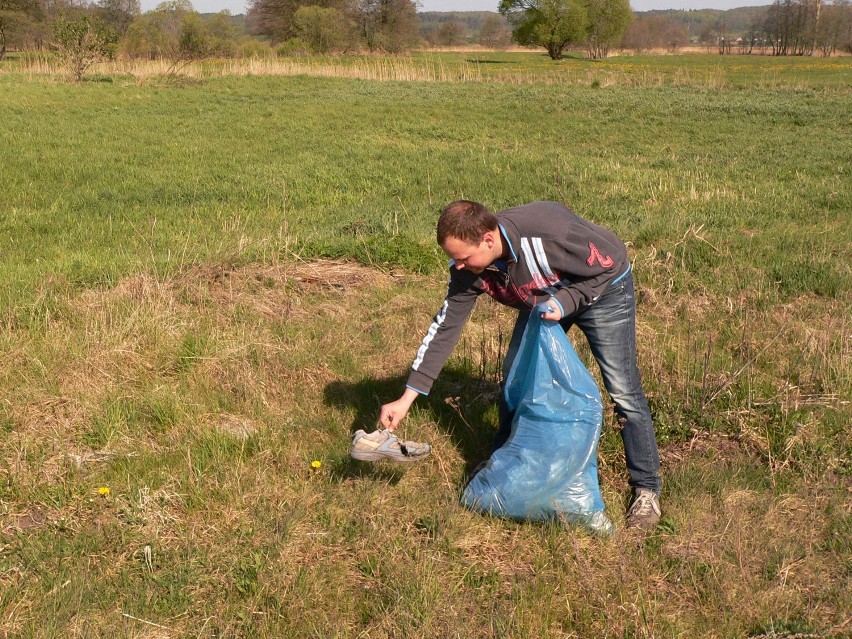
left=328, top=455, right=408, bottom=485
left=323, top=369, right=500, bottom=482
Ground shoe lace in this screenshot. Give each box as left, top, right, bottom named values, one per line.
left=384, top=431, right=411, bottom=456
left=629, top=492, right=659, bottom=517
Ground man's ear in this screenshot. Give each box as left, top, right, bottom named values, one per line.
left=482, top=230, right=497, bottom=247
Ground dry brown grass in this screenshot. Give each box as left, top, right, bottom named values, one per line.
left=0, top=258, right=848, bottom=637
left=0, top=54, right=732, bottom=90
left=12, top=56, right=487, bottom=84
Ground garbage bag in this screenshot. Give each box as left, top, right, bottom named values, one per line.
left=461, top=312, right=614, bottom=534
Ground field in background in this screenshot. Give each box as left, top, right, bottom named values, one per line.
left=0, top=53, right=850, bottom=637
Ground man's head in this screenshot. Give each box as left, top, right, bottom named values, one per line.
left=437, top=200, right=502, bottom=274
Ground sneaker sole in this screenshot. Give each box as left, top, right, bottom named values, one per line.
left=625, top=518, right=660, bottom=531
left=350, top=450, right=430, bottom=463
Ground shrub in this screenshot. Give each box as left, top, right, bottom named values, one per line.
left=276, top=37, right=310, bottom=57
left=52, top=15, right=117, bottom=81
left=238, top=40, right=272, bottom=58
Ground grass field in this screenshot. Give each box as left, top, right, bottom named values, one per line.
left=0, top=52, right=850, bottom=637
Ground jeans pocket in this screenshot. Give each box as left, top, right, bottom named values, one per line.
left=602, top=280, right=627, bottom=299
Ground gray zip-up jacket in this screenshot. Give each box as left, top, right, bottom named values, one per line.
left=406, top=201, right=629, bottom=395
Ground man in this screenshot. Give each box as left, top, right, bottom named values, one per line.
left=354, top=200, right=661, bottom=530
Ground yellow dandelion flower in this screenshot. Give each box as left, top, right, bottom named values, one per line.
left=97, top=486, right=111, bottom=496
left=311, top=460, right=322, bottom=470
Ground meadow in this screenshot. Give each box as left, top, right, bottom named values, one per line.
left=0, top=52, right=850, bottom=637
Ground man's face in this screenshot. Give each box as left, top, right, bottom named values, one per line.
left=441, top=234, right=495, bottom=275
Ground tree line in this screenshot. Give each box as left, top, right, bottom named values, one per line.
left=419, top=12, right=513, bottom=49
left=0, top=0, right=425, bottom=61
left=0, top=0, right=503, bottom=61
left=1, top=0, right=849, bottom=71
left=422, top=3, right=851, bottom=56
left=0, top=0, right=260, bottom=62
left=624, top=1, right=851, bottom=55
left=496, top=0, right=850, bottom=58
left=246, top=0, right=419, bottom=53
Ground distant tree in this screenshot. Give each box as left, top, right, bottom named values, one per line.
left=712, top=14, right=732, bottom=53
left=353, top=0, right=419, bottom=52
left=204, top=10, right=241, bottom=57
left=663, top=15, right=687, bottom=51
left=698, top=20, right=715, bottom=51
left=293, top=5, right=353, bottom=52
left=815, top=0, right=852, bottom=55
left=420, top=10, right=506, bottom=44
left=0, top=0, right=44, bottom=58
left=121, top=0, right=193, bottom=59
left=248, top=0, right=418, bottom=51
left=839, top=0, right=852, bottom=52
left=584, top=0, right=632, bottom=58
left=740, top=16, right=761, bottom=53
left=499, top=0, right=588, bottom=60
left=177, top=11, right=210, bottom=59
left=478, top=13, right=512, bottom=48
left=205, top=9, right=238, bottom=39
left=623, top=14, right=684, bottom=52
left=96, top=0, right=139, bottom=37
left=436, top=19, right=467, bottom=45
left=248, top=0, right=300, bottom=44
left=122, top=14, right=162, bottom=57
left=622, top=14, right=653, bottom=51
left=761, top=0, right=818, bottom=55
left=763, top=0, right=785, bottom=55
left=52, top=14, right=117, bottom=80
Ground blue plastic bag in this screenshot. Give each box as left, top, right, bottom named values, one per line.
left=461, top=312, right=614, bottom=534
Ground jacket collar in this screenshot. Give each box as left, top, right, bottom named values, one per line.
left=497, top=223, right=517, bottom=264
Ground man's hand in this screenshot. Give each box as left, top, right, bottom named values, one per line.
left=536, top=300, right=563, bottom=322
left=379, top=388, right=419, bottom=430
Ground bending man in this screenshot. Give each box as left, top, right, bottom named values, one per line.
left=381, top=200, right=662, bottom=529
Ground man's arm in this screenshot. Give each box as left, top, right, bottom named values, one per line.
left=405, top=269, right=481, bottom=394
left=379, top=268, right=481, bottom=428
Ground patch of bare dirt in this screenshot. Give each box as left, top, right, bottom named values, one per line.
left=210, top=413, right=258, bottom=440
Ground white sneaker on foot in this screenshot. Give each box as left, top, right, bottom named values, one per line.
left=626, top=488, right=661, bottom=530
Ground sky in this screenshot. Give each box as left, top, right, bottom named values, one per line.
left=139, top=0, right=773, bottom=17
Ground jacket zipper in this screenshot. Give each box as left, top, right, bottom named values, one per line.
left=505, top=266, right=535, bottom=310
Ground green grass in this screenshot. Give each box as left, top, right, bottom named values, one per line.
left=0, top=53, right=850, bottom=636
left=2, top=65, right=849, bottom=309
left=420, top=50, right=852, bottom=88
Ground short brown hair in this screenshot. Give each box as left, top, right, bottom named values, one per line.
left=436, top=200, right=497, bottom=245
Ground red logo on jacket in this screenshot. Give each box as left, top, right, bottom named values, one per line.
left=586, top=242, right=614, bottom=268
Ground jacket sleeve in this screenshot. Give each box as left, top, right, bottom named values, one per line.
left=405, top=268, right=481, bottom=395
left=549, top=271, right=619, bottom=318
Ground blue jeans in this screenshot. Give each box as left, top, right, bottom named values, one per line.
left=495, top=273, right=661, bottom=495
